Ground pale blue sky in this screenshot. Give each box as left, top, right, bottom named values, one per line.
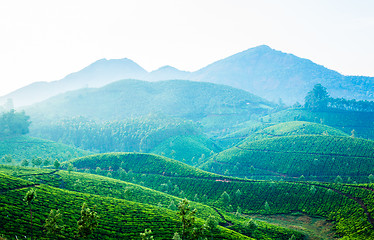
left=0, top=0, right=373, bottom=96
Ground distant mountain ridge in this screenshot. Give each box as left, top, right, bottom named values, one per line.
left=25, top=79, right=274, bottom=123
left=1, top=58, right=148, bottom=107
left=2, top=45, right=373, bottom=107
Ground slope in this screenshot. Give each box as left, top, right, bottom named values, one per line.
left=0, top=172, right=252, bottom=240
left=0, top=165, right=304, bottom=240
left=266, top=108, right=374, bottom=140
left=150, top=135, right=222, bottom=165
left=25, top=79, right=274, bottom=124
left=201, top=135, right=374, bottom=182
left=215, top=121, right=348, bottom=149
left=1, top=58, right=147, bottom=107
left=191, top=45, right=374, bottom=104
left=58, top=152, right=374, bottom=239
left=0, top=135, right=91, bottom=164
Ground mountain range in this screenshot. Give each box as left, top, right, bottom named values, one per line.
left=2, top=45, right=373, bottom=107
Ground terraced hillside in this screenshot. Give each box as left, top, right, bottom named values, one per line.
left=0, top=135, right=92, bottom=164
left=264, top=109, right=374, bottom=140
left=216, top=121, right=349, bottom=148
left=60, top=152, right=374, bottom=239
left=150, top=135, right=222, bottom=165
left=241, top=121, right=348, bottom=143
left=201, top=134, right=374, bottom=182
left=0, top=165, right=304, bottom=240
left=0, top=171, right=253, bottom=240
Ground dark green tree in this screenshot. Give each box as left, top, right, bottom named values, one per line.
left=305, top=84, right=329, bottom=110
left=77, top=202, right=98, bottom=238
left=44, top=209, right=65, bottom=239
left=24, top=188, right=37, bottom=240
left=0, top=110, right=31, bottom=136
left=21, top=159, right=29, bottom=167
left=31, top=157, right=42, bottom=168
left=177, top=199, right=208, bottom=240
left=53, top=160, right=60, bottom=170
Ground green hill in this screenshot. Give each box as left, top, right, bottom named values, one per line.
left=0, top=135, right=91, bottom=164
left=215, top=121, right=348, bottom=149
left=201, top=135, right=374, bottom=182
left=264, top=108, right=374, bottom=140
left=0, top=164, right=306, bottom=240
left=150, top=135, right=222, bottom=165
left=25, top=79, right=274, bottom=125
left=240, top=121, right=348, bottom=143
left=59, top=153, right=374, bottom=239
left=0, top=172, right=253, bottom=240
left=63, top=152, right=222, bottom=179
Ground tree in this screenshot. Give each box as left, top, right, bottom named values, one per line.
left=77, top=202, right=98, bottom=238
left=24, top=188, right=37, bottom=240
left=368, top=174, right=374, bottom=183
left=44, top=209, right=65, bottom=239
left=177, top=198, right=208, bottom=240
left=264, top=201, right=271, bottom=213
left=2, top=155, right=13, bottom=164
left=53, top=160, right=60, bottom=170
left=219, top=191, right=231, bottom=206
left=0, top=110, right=31, bottom=136
left=172, top=232, right=182, bottom=240
left=21, top=159, right=29, bottom=167
left=31, top=157, right=42, bottom=168
left=140, top=229, right=154, bottom=240
left=178, top=198, right=197, bottom=239
left=334, top=175, right=343, bottom=184
left=67, top=163, right=74, bottom=174
left=305, top=84, right=329, bottom=110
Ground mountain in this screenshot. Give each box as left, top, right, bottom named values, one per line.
left=24, top=79, right=274, bottom=123
left=145, top=65, right=190, bottom=81
left=3, top=45, right=373, bottom=107
left=190, top=45, right=374, bottom=104
left=1, top=58, right=147, bottom=107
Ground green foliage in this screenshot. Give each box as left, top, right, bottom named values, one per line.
left=53, top=160, right=60, bottom=170
left=23, top=188, right=37, bottom=205
left=151, top=135, right=221, bottom=165
left=77, top=202, right=99, bottom=238
left=0, top=110, right=31, bottom=136
left=202, top=135, right=374, bottom=182
left=0, top=172, right=251, bottom=239
left=305, top=84, right=329, bottom=110
left=0, top=135, right=91, bottom=164
left=43, top=209, right=65, bottom=238
left=140, top=229, right=154, bottom=240
left=264, top=108, right=374, bottom=140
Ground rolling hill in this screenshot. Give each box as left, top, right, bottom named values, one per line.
left=201, top=134, right=374, bottom=182
left=24, top=79, right=274, bottom=125
left=0, top=172, right=253, bottom=240
left=264, top=108, right=374, bottom=140
left=0, top=135, right=91, bottom=164
left=215, top=121, right=349, bottom=149
left=58, top=152, right=374, bottom=239
left=150, top=135, right=222, bottom=165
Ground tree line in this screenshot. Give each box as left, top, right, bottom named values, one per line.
left=305, top=84, right=374, bottom=112
left=0, top=110, right=31, bottom=136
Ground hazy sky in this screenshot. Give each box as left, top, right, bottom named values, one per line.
left=1, top=0, right=373, bottom=96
